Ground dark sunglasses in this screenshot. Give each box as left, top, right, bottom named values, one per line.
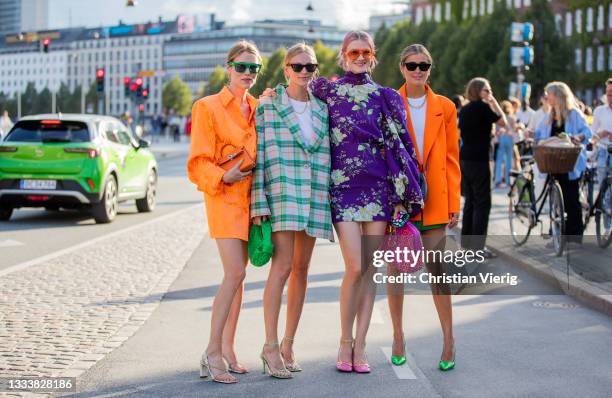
left=404, top=62, right=432, bottom=71
left=287, top=63, right=318, bottom=73
left=228, top=61, right=261, bottom=74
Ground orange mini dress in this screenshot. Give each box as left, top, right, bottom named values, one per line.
left=187, top=86, right=257, bottom=241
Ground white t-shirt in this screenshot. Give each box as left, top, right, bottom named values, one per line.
left=407, top=95, right=427, bottom=163
left=516, top=107, right=535, bottom=126
left=289, top=98, right=315, bottom=145
left=592, top=104, right=612, bottom=135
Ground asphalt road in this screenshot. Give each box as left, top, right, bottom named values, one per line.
left=0, top=154, right=201, bottom=271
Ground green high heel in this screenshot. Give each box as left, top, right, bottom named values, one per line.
left=438, top=346, right=456, bottom=371
left=390, top=334, right=406, bottom=366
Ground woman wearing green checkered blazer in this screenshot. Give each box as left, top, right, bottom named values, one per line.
left=251, top=43, right=334, bottom=379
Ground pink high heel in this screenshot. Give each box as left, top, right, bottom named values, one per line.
left=353, top=344, right=371, bottom=374
left=336, top=338, right=353, bottom=372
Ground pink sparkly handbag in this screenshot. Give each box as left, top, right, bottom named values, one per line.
left=381, top=222, right=424, bottom=273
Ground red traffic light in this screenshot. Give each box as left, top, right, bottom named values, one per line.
left=124, top=77, right=131, bottom=85
left=42, top=38, right=50, bottom=46
left=135, top=77, right=143, bottom=86
left=138, top=104, right=145, bottom=112
left=142, top=89, right=148, bottom=97
left=130, top=83, right=137, bottom=91
left=96, top=69, right=105, bottom=78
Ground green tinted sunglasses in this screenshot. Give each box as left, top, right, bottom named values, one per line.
left=228, top=62, right=262, bottom=74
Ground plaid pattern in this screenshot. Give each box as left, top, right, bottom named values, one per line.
left=251, top=84, right=334, bottom=241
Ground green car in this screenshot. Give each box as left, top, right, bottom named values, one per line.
left=0, top=114, right=158, bottom=223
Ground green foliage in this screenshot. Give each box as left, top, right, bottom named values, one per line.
left=162, top=75, right=192, bottom=116
left=313, top=40, right=343, bottom=78
left=251, top=47, right=286, bottom=97
left=205, top=65, right=227, bottom=96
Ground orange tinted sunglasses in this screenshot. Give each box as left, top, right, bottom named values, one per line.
left=346, top=48, right=375, bottom=61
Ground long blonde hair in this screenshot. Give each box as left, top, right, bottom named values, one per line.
left=226, top=40, right=262, bottom=63
left=544, top=81, right=579, bottom=126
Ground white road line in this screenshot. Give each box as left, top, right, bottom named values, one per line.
left=0, top=239, right=24, bottom=248
left=381, top=347, right=417, bottom=379
left=0, top=204, right=204, bottom=278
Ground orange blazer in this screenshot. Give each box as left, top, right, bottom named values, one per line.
left=187, top=86, right=257, bottom=241
left=399, top=84, right=461, bottom=226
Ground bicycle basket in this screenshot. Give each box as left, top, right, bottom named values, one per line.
left=533, top=144, right=581, bottom=174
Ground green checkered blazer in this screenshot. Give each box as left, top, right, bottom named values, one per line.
left=251, top=85, right=334, bottom=241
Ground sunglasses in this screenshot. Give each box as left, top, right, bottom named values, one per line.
left=346, top=48, right=374, bottom=61
left=404, top=62, right=432, bottom=71
left=287, top=63, right=318, bottom=73
left=228, top=62, right=261, bottom=74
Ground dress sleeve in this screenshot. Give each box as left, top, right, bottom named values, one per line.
left=186, top=99, right=226, bottom=196
left=250, top=104, right=271, bottom=217
left=309, top=77, right=332, bottom=102
left=380, top=88, right=423, bottom=217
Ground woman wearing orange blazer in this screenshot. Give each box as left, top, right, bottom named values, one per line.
left=387, top=44, right=461, bottom=371
left=187, top=40, right=261, bottom=384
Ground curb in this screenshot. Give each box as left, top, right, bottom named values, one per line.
left=487, top=235, right=612, bottom=317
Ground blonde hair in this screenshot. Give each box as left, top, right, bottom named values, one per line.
left=399, top=43, right=433, bottom=66
left=500, top=100, right=513, bottom=115
left=337, top=30, right=378, bottom=71
left=283, top=42, right=319, bottom=80
left=545, top=81, right=579, bottom=126
left=465, top=77, right=489, bottom=102
left=226, top=40, right=262, bottom=64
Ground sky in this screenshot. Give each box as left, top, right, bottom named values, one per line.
left=48, top=0, right=407, bottom=30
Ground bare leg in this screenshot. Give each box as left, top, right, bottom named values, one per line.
left=353, top=221, right=387, bottom=364
left=205, top=239, right=249, bottom=383
left=262, top=231, right=295, bottom=370
left=281, top=231, right=316, bottom=364
left=423, top=227, right=455, bottom=361
left=222, top=242, right=247, bottom=371
left=386, top=264, right=405, bottom=357
left=334, top=222, right=363, bottom=364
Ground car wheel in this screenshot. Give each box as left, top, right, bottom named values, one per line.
left=136, top=169, right=157, bottom=213
left=0, top=206, right=13, bottom=221
left=92, top=176, right=118, bottom=223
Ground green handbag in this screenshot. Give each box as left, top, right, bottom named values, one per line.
left=248, top=219, right=274, bottom=267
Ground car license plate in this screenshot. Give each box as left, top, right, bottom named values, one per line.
left=20, top=179, right=57, bottom=190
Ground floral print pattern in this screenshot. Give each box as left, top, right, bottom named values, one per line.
left=310, top=72, right=423, bottom=223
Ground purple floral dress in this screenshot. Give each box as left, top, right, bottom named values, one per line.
left=310, top=72, right=422, bottom=223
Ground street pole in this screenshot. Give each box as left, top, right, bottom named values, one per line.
left=52, top=90, right=56, bottom=114
left=81, top=85, right=86, bottom=113
left=17, top=91, right=21, bottom=119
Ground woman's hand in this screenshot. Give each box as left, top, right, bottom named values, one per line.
left=393, top=204, right=407, bottom=220
left=259, top=88, right=277, bottom=98
left=252, top=215, right=268, bottom=226
left=448, top=212, right=459, bottom=229
left=222, top=160, right=252, bottom=184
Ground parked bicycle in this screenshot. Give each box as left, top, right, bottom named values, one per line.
left=508, top=139, right=566, bottom=256
left=580, top=142, right=612, bottom=248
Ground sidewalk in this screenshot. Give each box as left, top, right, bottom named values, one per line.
left=147, top=137, right=190, bottom=160
left=485, top=188, right=612, bottom=316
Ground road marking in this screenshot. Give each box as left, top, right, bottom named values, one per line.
left=381, top=347, right=417, bottom=379
left=0, top=239, right=24, bottom=248
left=0, top=204, right=203, bottom=278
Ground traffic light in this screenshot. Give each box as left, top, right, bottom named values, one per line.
left=96, top=68, right=105, bottom=93
left=135, top=77, right=143, bottom=98
left=41, top=38, right=50, bottom=53
left=124, top=77, right=131, bottom=96
left=138, top=104, right=145, bottom=113
left=142, top=86, right=149, bottom=100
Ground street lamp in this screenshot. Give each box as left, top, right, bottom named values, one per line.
left=126, top=0, right=137, bottom=6
left=306, top=2, right=314, bottom=33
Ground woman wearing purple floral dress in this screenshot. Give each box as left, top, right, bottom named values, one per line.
left=310, top=31, right=422, bottom=373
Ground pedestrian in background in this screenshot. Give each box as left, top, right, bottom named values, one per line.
left=494, top=100, right=517, bottom=188
left=187, top=40, right=261, bottom=384
left=534, top=81, right=592, bottom=243
left=251, top=43, right=333, bottom=379
left=390, top=43, right=460, bottom=371
left=0, top=110, right=14, bottom=141
left=459, top=77, right=506, bottom=256
left=310, top=30, right=422, bottom=374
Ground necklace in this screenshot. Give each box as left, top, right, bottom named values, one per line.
left=408, top=95, right=427, bottom=109
left=290, top=94, right=311, bottom=115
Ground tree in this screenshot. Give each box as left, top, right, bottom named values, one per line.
left=251, top=48, right=286, bottom=97
left=205, top=65, right=227, bottom=96
left=313, top=40, right=343, bottom=79
left=162, top=75, right=192, bottom=116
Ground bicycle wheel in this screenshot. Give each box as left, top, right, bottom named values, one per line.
left=549, top=181, right=565, bottom=256
left=595, top=181, right=612, bottom=248
left=578, top=171, right=593, bottom=231
left=508, top=179, right=533, bottom=245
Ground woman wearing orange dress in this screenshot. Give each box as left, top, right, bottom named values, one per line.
left=187, top=40, right=262, bottom=384
left=387, top=44, right=461, bottom=371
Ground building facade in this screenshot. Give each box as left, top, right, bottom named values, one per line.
left=163, top=19, right=346, bottom=96
left=408, top=0, right=612, bottom=105
left=0, top=0, right=49, bottom=37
